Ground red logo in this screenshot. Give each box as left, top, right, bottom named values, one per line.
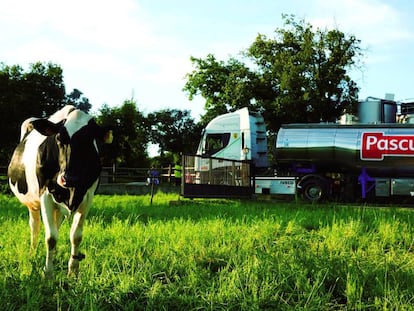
left=361, top=132, right=414, bottom=160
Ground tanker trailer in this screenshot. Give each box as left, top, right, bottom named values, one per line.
left=275, top=123, right=414, bottom=201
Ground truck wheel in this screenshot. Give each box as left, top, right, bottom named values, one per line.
left=300, top=178, right=327, bottom=202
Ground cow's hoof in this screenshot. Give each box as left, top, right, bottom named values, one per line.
left=67, top=270, right=79, bottom=278
left=68, top=260, right=81, bottom=278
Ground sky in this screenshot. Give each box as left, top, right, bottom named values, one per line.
left=1, top=0, right=414, bottom=121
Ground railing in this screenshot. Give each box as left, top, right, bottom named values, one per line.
left=100, top=165, right=178, bottom=184
left=0, top=165, right=180, bottom=184
left=181, top=155, right=253, bottom=198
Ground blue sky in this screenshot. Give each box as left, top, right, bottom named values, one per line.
left=1, top=0, right=413, bottom=120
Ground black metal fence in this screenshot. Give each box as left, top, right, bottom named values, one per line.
left=0, top=165, right=178, bottom=185
left=181, top=155, right=253, bottom=198
left=100, top=165, right=178, bottom=184
left=3, top=158, right=253, bottom=199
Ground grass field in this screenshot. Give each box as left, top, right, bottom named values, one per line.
left=1, top=193, right=414, bottom=310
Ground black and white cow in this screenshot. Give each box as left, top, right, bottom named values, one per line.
left=8, top=105, right=112, bottom=277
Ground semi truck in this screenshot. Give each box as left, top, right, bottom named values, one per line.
left=193, top=97, right=414, bottom=202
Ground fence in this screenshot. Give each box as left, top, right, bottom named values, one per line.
left=181, top=155, right=253, bottom=198
left=100, top=165, right=178, bottom=184
left=2, top=159, right=253, bottom=199
left=0, top=165, right=179, bottom=185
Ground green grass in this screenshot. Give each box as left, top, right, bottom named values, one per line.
left=1, top=193, right=414, bottom=310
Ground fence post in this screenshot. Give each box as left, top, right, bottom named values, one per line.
left=112, top=163, right=116, bottom=183
left=231, top=162, right=236, bottom=186
left=168, top=164, right=172, bottom=183
left=208, top=158, right=213, bottom=184
left=181, top=155, right=185, bottom=196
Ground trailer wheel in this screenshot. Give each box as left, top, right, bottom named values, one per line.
left=300, top=178, right=327, bottom=202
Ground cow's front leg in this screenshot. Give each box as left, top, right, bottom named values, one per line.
left=68, top=211, right=87, bottom=277
left=40, top=194, right=59, bottom=278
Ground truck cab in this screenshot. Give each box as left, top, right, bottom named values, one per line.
left=196, top=107, right=268, bottom=168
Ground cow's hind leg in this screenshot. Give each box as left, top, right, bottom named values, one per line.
left=68, top=211, right=88, bottom=277
left=28, top=207, right=41, bottom=255
left=40, top=194, right=59, bottom=278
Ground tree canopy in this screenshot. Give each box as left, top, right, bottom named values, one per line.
left=184, top=15, right=362, bottom=133
left=0, top=62, right=66, bottom=163
left=147, top=109, right=202, bottom=157
left=96, top=100, right=150, bottom=167
left=66, top=88, right=92, bottom=112
left=0, top=60, right=201, bottom=167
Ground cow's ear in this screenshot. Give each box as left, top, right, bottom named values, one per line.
left=88, top=119, right=113, bottom=144
left=31, top=119, right=65, bottom=136
left=103, top=129, right=113, bottom=144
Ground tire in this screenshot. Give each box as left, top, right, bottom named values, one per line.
left=300, top=178, right=328, bottom=202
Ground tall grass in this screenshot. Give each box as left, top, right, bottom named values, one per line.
left=1, top=193, right=414, bottom=310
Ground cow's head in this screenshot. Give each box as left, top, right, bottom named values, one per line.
left=32, top=108, right=112, bottom=210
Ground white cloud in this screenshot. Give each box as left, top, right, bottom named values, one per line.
left=310, top=0, right=413, bottom=46
left=1, top=0, right=413, bottom=114
left=1, top=0, right=159, bottom=61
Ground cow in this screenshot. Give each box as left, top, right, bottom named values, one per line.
left=8, top=105, right=113, bottom=277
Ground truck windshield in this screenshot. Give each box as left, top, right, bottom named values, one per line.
left=203, top=133, right=231, bottom=156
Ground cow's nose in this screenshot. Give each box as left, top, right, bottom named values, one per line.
left=56, top=173, right=67, bottom=188
left=60, top=175, right=67, bottom=186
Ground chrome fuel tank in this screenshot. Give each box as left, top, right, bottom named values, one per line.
left=275, top=123, right=414, bottom=177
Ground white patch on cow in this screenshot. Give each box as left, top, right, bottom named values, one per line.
left=44, top=188, right=71, bottom=217
left=64, top=109, right=93, bottom=138
left=8, top=181, right=40, bottom=210
left=49, top=105, right=76, bottom=123
left=9, top=130, right=45, bottom=210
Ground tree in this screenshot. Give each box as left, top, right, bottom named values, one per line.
left=147, top=109, right=202, bottom=157
left=65, top=88, right=92, bottom=112
left=96, top=100, right=150, bottom=167
left=0, top=62, right=66, bottom=164
left=183, top=54, right=261, bottom=126
left=184, top=15, right=362, bottom=133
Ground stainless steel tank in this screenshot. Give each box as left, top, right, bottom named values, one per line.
left=275, top=123, right=414, bottom=177
left=358, top=97, right=397, bottom=124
